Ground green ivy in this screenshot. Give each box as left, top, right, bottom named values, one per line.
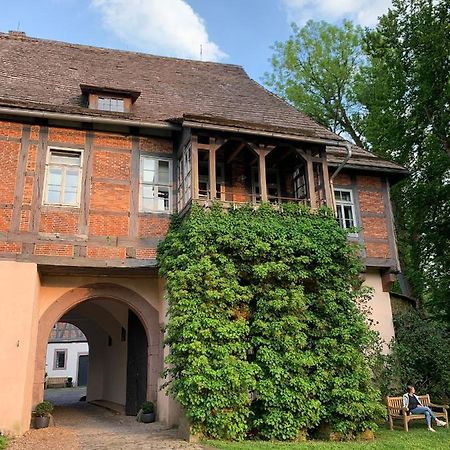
left=158, top=203, right=384, bottom=440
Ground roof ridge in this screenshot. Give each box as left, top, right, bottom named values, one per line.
left=0, top=31, right=244, bottom=70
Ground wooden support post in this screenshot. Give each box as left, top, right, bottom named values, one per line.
left=191, top=135, right=199, bottom=199
left=305, top=151, right=317, bottom=208
left=321, top=158, right=332, bottom=208
left=258, top=148, right=268, bottom=202
left=209, top=145, right=217, bottom=201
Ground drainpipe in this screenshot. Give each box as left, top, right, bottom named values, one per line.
left=329, top=143, right=352, bottom=214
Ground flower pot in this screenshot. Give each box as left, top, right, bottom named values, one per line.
left=35, top=416, right=50, bottom=429
left=141, top=412, right=155, bottom=423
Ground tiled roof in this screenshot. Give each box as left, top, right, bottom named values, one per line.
left=49, top=322, right=87, bottom=343
left=327, top=145, right=408, bottom=174
left=0, top=32, right=407, bottom=175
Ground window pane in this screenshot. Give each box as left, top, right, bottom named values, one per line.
left=98, top=97, right=111, bottom=110
left=50, top=151, right=81, bottom=165
left=66, top=170, right=79, bottom=188
left=157, top=188, right=170, bottom=211
left=142, top=185, right=155, bottom=211
left=335, top=190, right=351, bottom=202
left=98, top=97, right=125, bottom=112
left=47, top=188, right=61, bottom=204
left=48, top=167, right=62, bottom=185
left=336, top=205, right=345, bottom=228
left=56, top=351, right=65, bottom=369
left=343, top=205, right=355, bottom=228
left=142, top=185, right=155, bottom=199
left=158, top=160, right=170, bottom=184
left=142, top=158, right=156, bottom=183
left=110, top=98, right=124, bottom=112
left=47, top=168, right=62, bottom=203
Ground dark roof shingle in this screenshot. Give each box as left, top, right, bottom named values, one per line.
left=0, top=32, right=407, bottom=175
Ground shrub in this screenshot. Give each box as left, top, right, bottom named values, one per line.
left=158, top=203, right=384, bottom=440
left=384, top=310, right=450, bottom=401
left=141, top=401, right=154, bottom=414
left=0, top=435, right=8, bottom=450
left=33, top=401, right=54, bottom=417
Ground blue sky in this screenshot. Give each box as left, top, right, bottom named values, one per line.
left=0, top=0, right=392, bottom=83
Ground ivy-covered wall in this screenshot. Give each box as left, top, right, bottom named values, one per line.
left=158, top=204, right=384, bottom=440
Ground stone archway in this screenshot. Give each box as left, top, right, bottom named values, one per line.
left=33, top=283, right=162, bottom=411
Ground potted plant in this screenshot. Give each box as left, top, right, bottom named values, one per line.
left=33, top=401, right=54, bottom=429
left=140, top=401, right=155, bottom=423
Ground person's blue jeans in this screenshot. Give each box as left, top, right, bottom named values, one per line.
left=410, top=406, right=437, bottom=428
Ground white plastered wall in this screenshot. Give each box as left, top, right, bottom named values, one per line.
left=45, top=342, right=89, bottom=381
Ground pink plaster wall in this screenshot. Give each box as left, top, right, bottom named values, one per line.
left=0, top=261, right=40, bottom=436
left=363, top=268, right=396, bottom=352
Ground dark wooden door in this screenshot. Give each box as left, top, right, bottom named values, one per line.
left=77, top=354, right=89, bottom=387
left=125, top=309, right=148, bottom=415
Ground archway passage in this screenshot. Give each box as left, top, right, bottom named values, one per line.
left=34, top=283, right=162, bottom=418
left=44, top=322, right=89, bottom=406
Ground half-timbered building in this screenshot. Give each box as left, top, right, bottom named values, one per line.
left=0, top=31, right=407, bottom=435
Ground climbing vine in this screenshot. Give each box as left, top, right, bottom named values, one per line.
left=158, top=203, right=384, bottom=440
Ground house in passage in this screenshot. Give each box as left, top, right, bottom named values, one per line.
left=45, top=322, right=89, bottom=387
left=0, top=31, right=408, bottom=436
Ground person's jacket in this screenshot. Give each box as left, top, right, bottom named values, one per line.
left=402, top=393, right=423, bottom=410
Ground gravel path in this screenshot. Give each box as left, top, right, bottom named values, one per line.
left=8, top=403, right=205, bottom=450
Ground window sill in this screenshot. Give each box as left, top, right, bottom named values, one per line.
left=42, top=204, right=80, bottom=211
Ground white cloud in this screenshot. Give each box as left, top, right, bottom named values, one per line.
left=91, top=0, right=227, bottom=61
left=282, top=0, right=392, bottom=27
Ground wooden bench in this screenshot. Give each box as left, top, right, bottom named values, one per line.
left=387, top=395, right=449, bottom=431
left=46, top=376, right=68, bottom=388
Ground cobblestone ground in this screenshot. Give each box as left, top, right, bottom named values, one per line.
left=9, top=398, right=206, bottom=450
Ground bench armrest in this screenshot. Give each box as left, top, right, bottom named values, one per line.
left=429, top=403, right=449, bottom=410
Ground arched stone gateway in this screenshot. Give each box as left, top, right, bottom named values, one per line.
left=34, top=283, right=163, bottom=415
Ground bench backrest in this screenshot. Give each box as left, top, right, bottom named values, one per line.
left=387, top=395, right=431, bottom=414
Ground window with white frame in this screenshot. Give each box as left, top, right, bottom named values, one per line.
left=54, top=349, right=67, bottom=370
left=44, top=149, right=82, bottom=206
left=97, top=97, right=125, bottom=112
left=140, top=156, right=172, bottom=212
left=334, top=189, right=357, bottom=229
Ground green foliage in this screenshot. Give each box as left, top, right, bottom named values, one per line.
left=158, top=204, right=384, bottom=440
left=383, top=311, right=450, bottom=400
left=0, top=435, right=7, bottom=450
left=264, top=20, right=367, bottom=147
left=141, top=401, right=154, bottom=414
left=265, top=1, right=450, bottom=329
left=33, top=401, right=53, bottom=417
left=361, top=0, right=450, bottom=325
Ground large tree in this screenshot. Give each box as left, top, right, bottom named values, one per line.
left=265, top=2, right=450, bottom=326
left=264, top=20, right=367, bottom=147
left=363, top=0, right=450, bottom=324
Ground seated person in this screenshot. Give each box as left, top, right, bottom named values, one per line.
left=403, top=385, right=447, bottom=432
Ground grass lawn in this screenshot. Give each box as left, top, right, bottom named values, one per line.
left=204, top=422, right=450, bottom=450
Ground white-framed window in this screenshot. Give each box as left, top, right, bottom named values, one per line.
left=44, top=148, right=83, bottom=207
left=97, top=97, right=125, bottom=112
left=54, top=349, right=67, bottom=370
left=334, top=188, right=357, bottom=229
left=140, top=156, right=172, bottom=213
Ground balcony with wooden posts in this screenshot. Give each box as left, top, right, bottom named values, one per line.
left=176, top=132, right=332, bottom=214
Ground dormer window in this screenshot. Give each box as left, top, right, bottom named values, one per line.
left=98, top=97, right=125, bottom=112
left=80, top=84, right=140, bottom=113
